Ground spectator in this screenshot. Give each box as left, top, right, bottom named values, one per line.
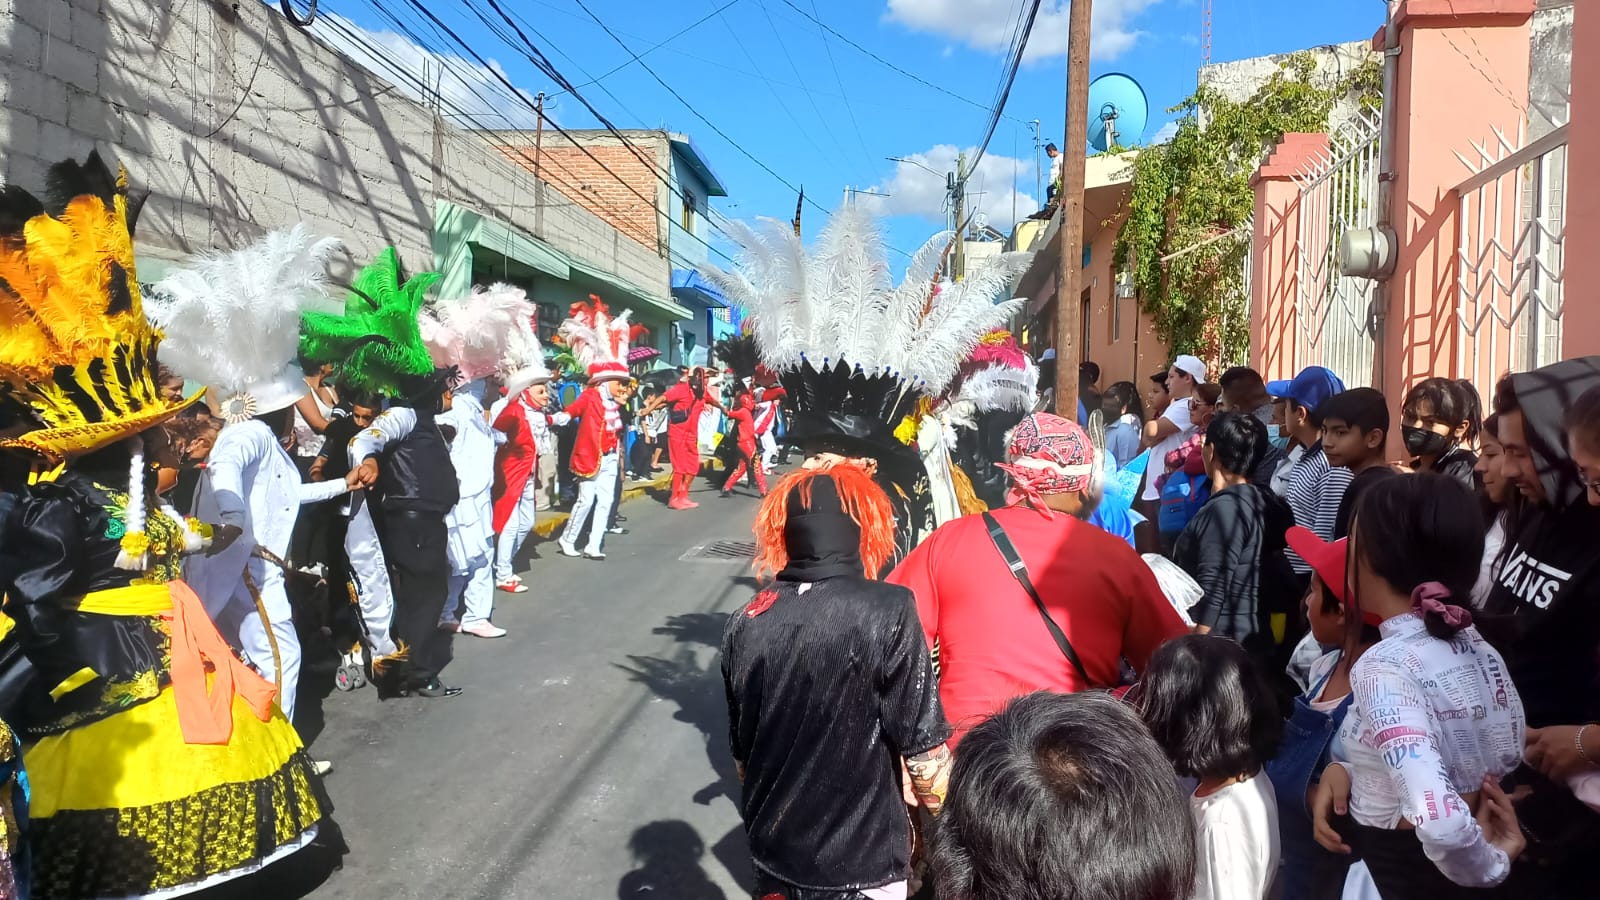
left=1160, top=383, right=1223, bottom=492
left=1101, top=380, right=1145, bottom=468
left=1266, top=366, right=1352, bottom=580
left=1147, top=369, right=1172, bottom=420
left=1220, top=365, right=1277, bottom=427
left=1481, top=361, right=1600, bottom=895
left=1470, top=413, right=1521, bottom=607
left=1400, top=378, right=1480, bottom=486
left=1173, top=412, right=1297, bottom=659
left=1265, top=527, right=1378, bottom=900
left=932, top=691, right=1196, bottom=900
left=1078, top=360, right=1102, bottom=425
left=1139, top=634, right=1283, bottom=900
left=1142, top=356, right=1206, bottom=506
left=1313, top=473, right=1525, bottom=894
left=890, top=414, right=1187, bottom=744
left=1319, top=387, right=1397, bottom=540
left=1045, top=142, right=1062, bottom=203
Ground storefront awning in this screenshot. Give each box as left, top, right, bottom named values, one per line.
left=567, top=256, right=692, bottom=321
left=670, top=268, right=731, bottom=309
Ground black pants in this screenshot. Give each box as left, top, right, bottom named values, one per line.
left=1348, top=822, right=1481, bottom=899
left=377, top=508, right=453, bottom=688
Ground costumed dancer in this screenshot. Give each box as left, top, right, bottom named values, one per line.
left=421, top=284, right=533, bottom=639
left=719, top=389, right=768, bottom=498
left=490, top=313, right=557, bottom=593
left=723, top=463, right=953, bottom=897
left=753, top=368, right=785, bottom=475
left=641, top=367, right=724, bottom=510
left=554, top=298, right=640, bottom=562
left=0, top=153, right=326, bottom=898
left=301, top=248, right=463, bottom=699
left=151, top=226, right=354, bottom=726
left=702, top=207, right=1030, bottom=557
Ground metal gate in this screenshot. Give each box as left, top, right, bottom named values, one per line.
left=1294, top=108, right=1382, bottom=388
left=1454, top=123, right=1567, bottom=403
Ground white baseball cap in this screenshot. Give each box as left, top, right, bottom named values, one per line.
left=1172, top=354, right=1208, bottom=384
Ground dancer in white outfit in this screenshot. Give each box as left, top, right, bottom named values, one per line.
left=554, top=299, right=639, bottom=561
left=147, top=226, right=351, bottom=724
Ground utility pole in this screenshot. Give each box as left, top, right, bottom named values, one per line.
left=1054, top=0, right=1092, bottom=408
left=532, top=92, right=545, bottom=182
left=952, top=151, right=967, bottom=281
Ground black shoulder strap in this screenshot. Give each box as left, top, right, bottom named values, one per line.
left=981, top=512, right=1092, bottom=685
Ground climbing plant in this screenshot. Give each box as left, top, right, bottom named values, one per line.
left=1113, top=53, right=1382, bottom=359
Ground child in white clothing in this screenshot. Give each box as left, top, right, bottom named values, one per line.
left=1140, top=634, right=1282, bottom=900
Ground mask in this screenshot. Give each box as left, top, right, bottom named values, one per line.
left=1402, top=424, right=1453, bottom=458
left=1265, top=424, right=1290, bottom=452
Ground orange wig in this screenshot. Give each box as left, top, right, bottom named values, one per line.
left=753, top=463, right=896, bottom=581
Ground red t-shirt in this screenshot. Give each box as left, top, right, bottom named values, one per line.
left=889, top=506, right=1187, bottom=745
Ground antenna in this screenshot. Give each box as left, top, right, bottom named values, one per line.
left=1201, top=0, right=1213, bottom=67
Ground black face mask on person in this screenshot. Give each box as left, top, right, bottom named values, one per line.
left=1402, top=424, right=1454, bottom=458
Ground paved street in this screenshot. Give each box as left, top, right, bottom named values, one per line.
left=241, top=482, right=762, bottom=900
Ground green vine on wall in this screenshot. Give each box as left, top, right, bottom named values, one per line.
left=1113, top=52, right=1382, bottom=360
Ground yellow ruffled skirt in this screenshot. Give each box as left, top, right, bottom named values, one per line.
left=24, top=681, right=325, bottom=899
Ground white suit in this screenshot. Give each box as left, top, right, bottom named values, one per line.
left=187, top=419, right=348, bottom=723
left=440, top=395, right=497, bottom=627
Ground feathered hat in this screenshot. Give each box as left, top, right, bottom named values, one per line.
left=419, top=282, right=537, bottom=388
left=0, top=152, right=201, bottom=460
left=713, top=332, right=760, bottom=382
left=557, top=295, right=642, bottom=386
left=148, top=226, right=343, bottom=424
left=702, top=206, right=1031, bottom=464
left=951, top=329, right=1039, bottom=413
left=499, top=295, right=554, bottom=398
left=299, top=246, right=441, bottom=399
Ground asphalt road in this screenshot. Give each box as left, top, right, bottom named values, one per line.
left=235, top=480, right=763, bottom=900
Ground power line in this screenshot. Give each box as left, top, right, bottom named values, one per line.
left=802, top=0, right=875, bottom=177
left=776, top=0, right=1028, bottom=126
left=555, top=0, right=744, bottom=98
left=968, top=0, right=1042, bottom=173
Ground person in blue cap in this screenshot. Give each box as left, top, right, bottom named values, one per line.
left=1265, top=366, right=1352, bottom=567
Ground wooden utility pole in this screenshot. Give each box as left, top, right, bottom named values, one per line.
left=532, top=92, right=546, bottom=182
left=952, top=152, right=967, bottom=281
left=1053, top=0, right=1092, bottom=409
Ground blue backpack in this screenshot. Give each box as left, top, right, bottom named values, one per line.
left=1158, top=471, right=1210, bottom=537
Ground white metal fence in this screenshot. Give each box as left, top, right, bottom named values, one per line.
left=1454, top=123, right=1567, bottom=403
left=1293, top=108, right=1382, bottom=388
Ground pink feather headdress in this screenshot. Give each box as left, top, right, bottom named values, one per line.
left=420, top=283, right=537, bottom=383
left=557, top=295, right=644, bottom=385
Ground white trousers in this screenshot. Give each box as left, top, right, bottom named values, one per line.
left=759, top=431, right=778, bottom=470
left=446, top=562, right=495, bottom=627
left=237, top=559, right=302, bottom=724
left=561, top=450, right=618, bottom=555
left=346, top=500, right=396, bottom=658
left=494, top=474, right=541, bottom=583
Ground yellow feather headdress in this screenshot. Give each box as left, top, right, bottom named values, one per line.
left=0, top=152, right=199, bottom=461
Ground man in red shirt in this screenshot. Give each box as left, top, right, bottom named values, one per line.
left=890, top=413, right=1187, bottom=746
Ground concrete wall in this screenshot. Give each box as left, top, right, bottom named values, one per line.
left=666, top=150, right=710, bottom=271
left=0, top=0, right=663, bottom=296
left=1530, top=0, right=1574, bottom=137
left=1200, top=41, right=1380, bottom=134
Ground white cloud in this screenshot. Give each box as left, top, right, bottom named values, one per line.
left=886, top=0, right=1163, bottom=62
left=859, top=145, right=1042, bottom=231
left=312, top=13, right=545, bottom=129
left=1150, top=121, right=1180, bottom=144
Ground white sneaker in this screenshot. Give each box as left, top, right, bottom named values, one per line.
left=558, top=541, right=581, bottom=558
left=461, top=621, right=508, bottom=639
left=582, top=549, right=606, bottom=560
left=313, top=759, right=334, bottom=777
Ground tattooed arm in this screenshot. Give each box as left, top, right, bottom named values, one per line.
left=905, top=743, right=953, bottom=816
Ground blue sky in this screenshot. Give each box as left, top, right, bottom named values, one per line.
left=312, top=0, right=1381, bottom=263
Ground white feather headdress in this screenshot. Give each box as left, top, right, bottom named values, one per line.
left=558, top=295, right=638, bottom=384
left=702, top=206, right=1032, bottom=398
left=420, top=282, right=536, bottom=383
left=148, top=225, right=342, bottom=421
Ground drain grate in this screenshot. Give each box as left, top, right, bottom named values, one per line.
left=680, top=539, right=757, bottom=562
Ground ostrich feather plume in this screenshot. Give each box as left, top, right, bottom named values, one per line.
left=148, top=225, right=342, bottom=393
left=420, top=282, right=535, bottom=382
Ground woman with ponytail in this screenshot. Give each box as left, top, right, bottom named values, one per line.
left=1310, top=473, right=1526, bottom=896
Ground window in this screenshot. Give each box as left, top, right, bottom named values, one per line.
left=536, top=301, right=562, bottom=343
left=682, top=191, right=697, bottom=232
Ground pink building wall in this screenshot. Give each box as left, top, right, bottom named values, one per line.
left=1565, top=0, right=1600, bottom=355
left=1380, top=0, right=1533, bottom=402
left=1249, top=134, right=1330, bottom=382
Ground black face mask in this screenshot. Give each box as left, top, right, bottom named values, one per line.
left=1402, top=424, right=1453, bottom=458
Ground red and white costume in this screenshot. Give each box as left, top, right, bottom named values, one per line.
left=556, top=298, right=640, bottom=559
left=754, top=386, right=785, bottom=473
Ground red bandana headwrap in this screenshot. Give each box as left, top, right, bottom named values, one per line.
left=996, top=413, right=1095, bottom=518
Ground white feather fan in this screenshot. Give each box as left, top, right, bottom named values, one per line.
left=148, top=226, right=342, bottom=395
left=421, top=283, right=536, bottom=382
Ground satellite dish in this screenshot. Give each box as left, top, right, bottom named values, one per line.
left=1086, top=73, right=1149, bottom=152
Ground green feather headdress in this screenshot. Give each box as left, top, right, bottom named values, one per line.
left=298, top=247, right=440, bottom=395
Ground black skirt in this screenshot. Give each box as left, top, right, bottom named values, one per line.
left=1346, top=823, right=1498, bottom=899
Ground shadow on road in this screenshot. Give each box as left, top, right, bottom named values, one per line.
left=617, top=820, right=729, bottom=900
left=617, top=596, right=755, bottom=894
